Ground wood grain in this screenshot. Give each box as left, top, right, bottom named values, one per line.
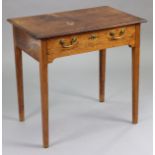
left=8, top=6, right=146, bottom=39
left=47, top=25, right=135, bottom=62
left=13, top=26, right=40, bottom=61
left=14, top=46, right=25, bottom=121
left=13, top=27, right=25, bottom=121
left=99, top=49, right=106, bottom=102
left=132, top=24, right=140, bottom=124
left=39, top=40, right=49, bottom=148
left=13, top=29, right=25, bottom=122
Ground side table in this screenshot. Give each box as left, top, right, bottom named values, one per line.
left=8, top=6, right=147, bottom=148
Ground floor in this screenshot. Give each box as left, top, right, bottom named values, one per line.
left=3, top=44, right=153, bottom=155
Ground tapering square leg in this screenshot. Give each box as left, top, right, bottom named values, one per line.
left=99, top=49, right=106, bottom=102
left=14, top=46, right=25, bottom=121
left=132, top=24, right=140, bottom=124
left=39, top=41, right=49, bottom=148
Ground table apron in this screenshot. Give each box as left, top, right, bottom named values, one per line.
left=47, top=25, right=136, bottom=62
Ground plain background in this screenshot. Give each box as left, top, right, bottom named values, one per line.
left=2, top=0, right=153, bottom=155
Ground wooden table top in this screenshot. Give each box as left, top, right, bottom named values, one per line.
left=8, top=6, right=146, bottom=39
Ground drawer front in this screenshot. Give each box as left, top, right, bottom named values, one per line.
left=47, top=25, right=135, bottom=62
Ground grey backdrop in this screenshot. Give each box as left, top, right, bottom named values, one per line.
left=3, top=0, right=153, bottom=155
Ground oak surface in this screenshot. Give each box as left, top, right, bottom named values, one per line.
left=13, top=26, right=41, bottom=61
left=14, top=46, right=25, bottom=121
left=99, top=49, right=106, bottom=102
left=39, top=40, right=49, bottom=148
left=47, top=25, right=135, bottom=62
left=132, top=24, right=140, bottom=124
left=13, top=27, right=25, bottom=121
left=8, top=6, right=146, bottom=39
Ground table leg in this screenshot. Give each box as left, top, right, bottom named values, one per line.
left=99, top=49, right=106, bottom=102
left=132, top=24, right=140, bottom=124
left=40, top=41, right=49, bottom=148
left=14, top=46, right=25, bottom=121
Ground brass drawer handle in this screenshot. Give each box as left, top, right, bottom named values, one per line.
left=89, top=34, right=98, bottom=40
left=59, top=37, right=78, bottom=48
left=108, top=28, right=126, bottom=40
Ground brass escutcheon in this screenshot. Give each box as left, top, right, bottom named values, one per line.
left=89, top=34, right=98, bottom=40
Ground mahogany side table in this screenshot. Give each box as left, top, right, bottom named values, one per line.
left=8, top=6, right=147, bottom=148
